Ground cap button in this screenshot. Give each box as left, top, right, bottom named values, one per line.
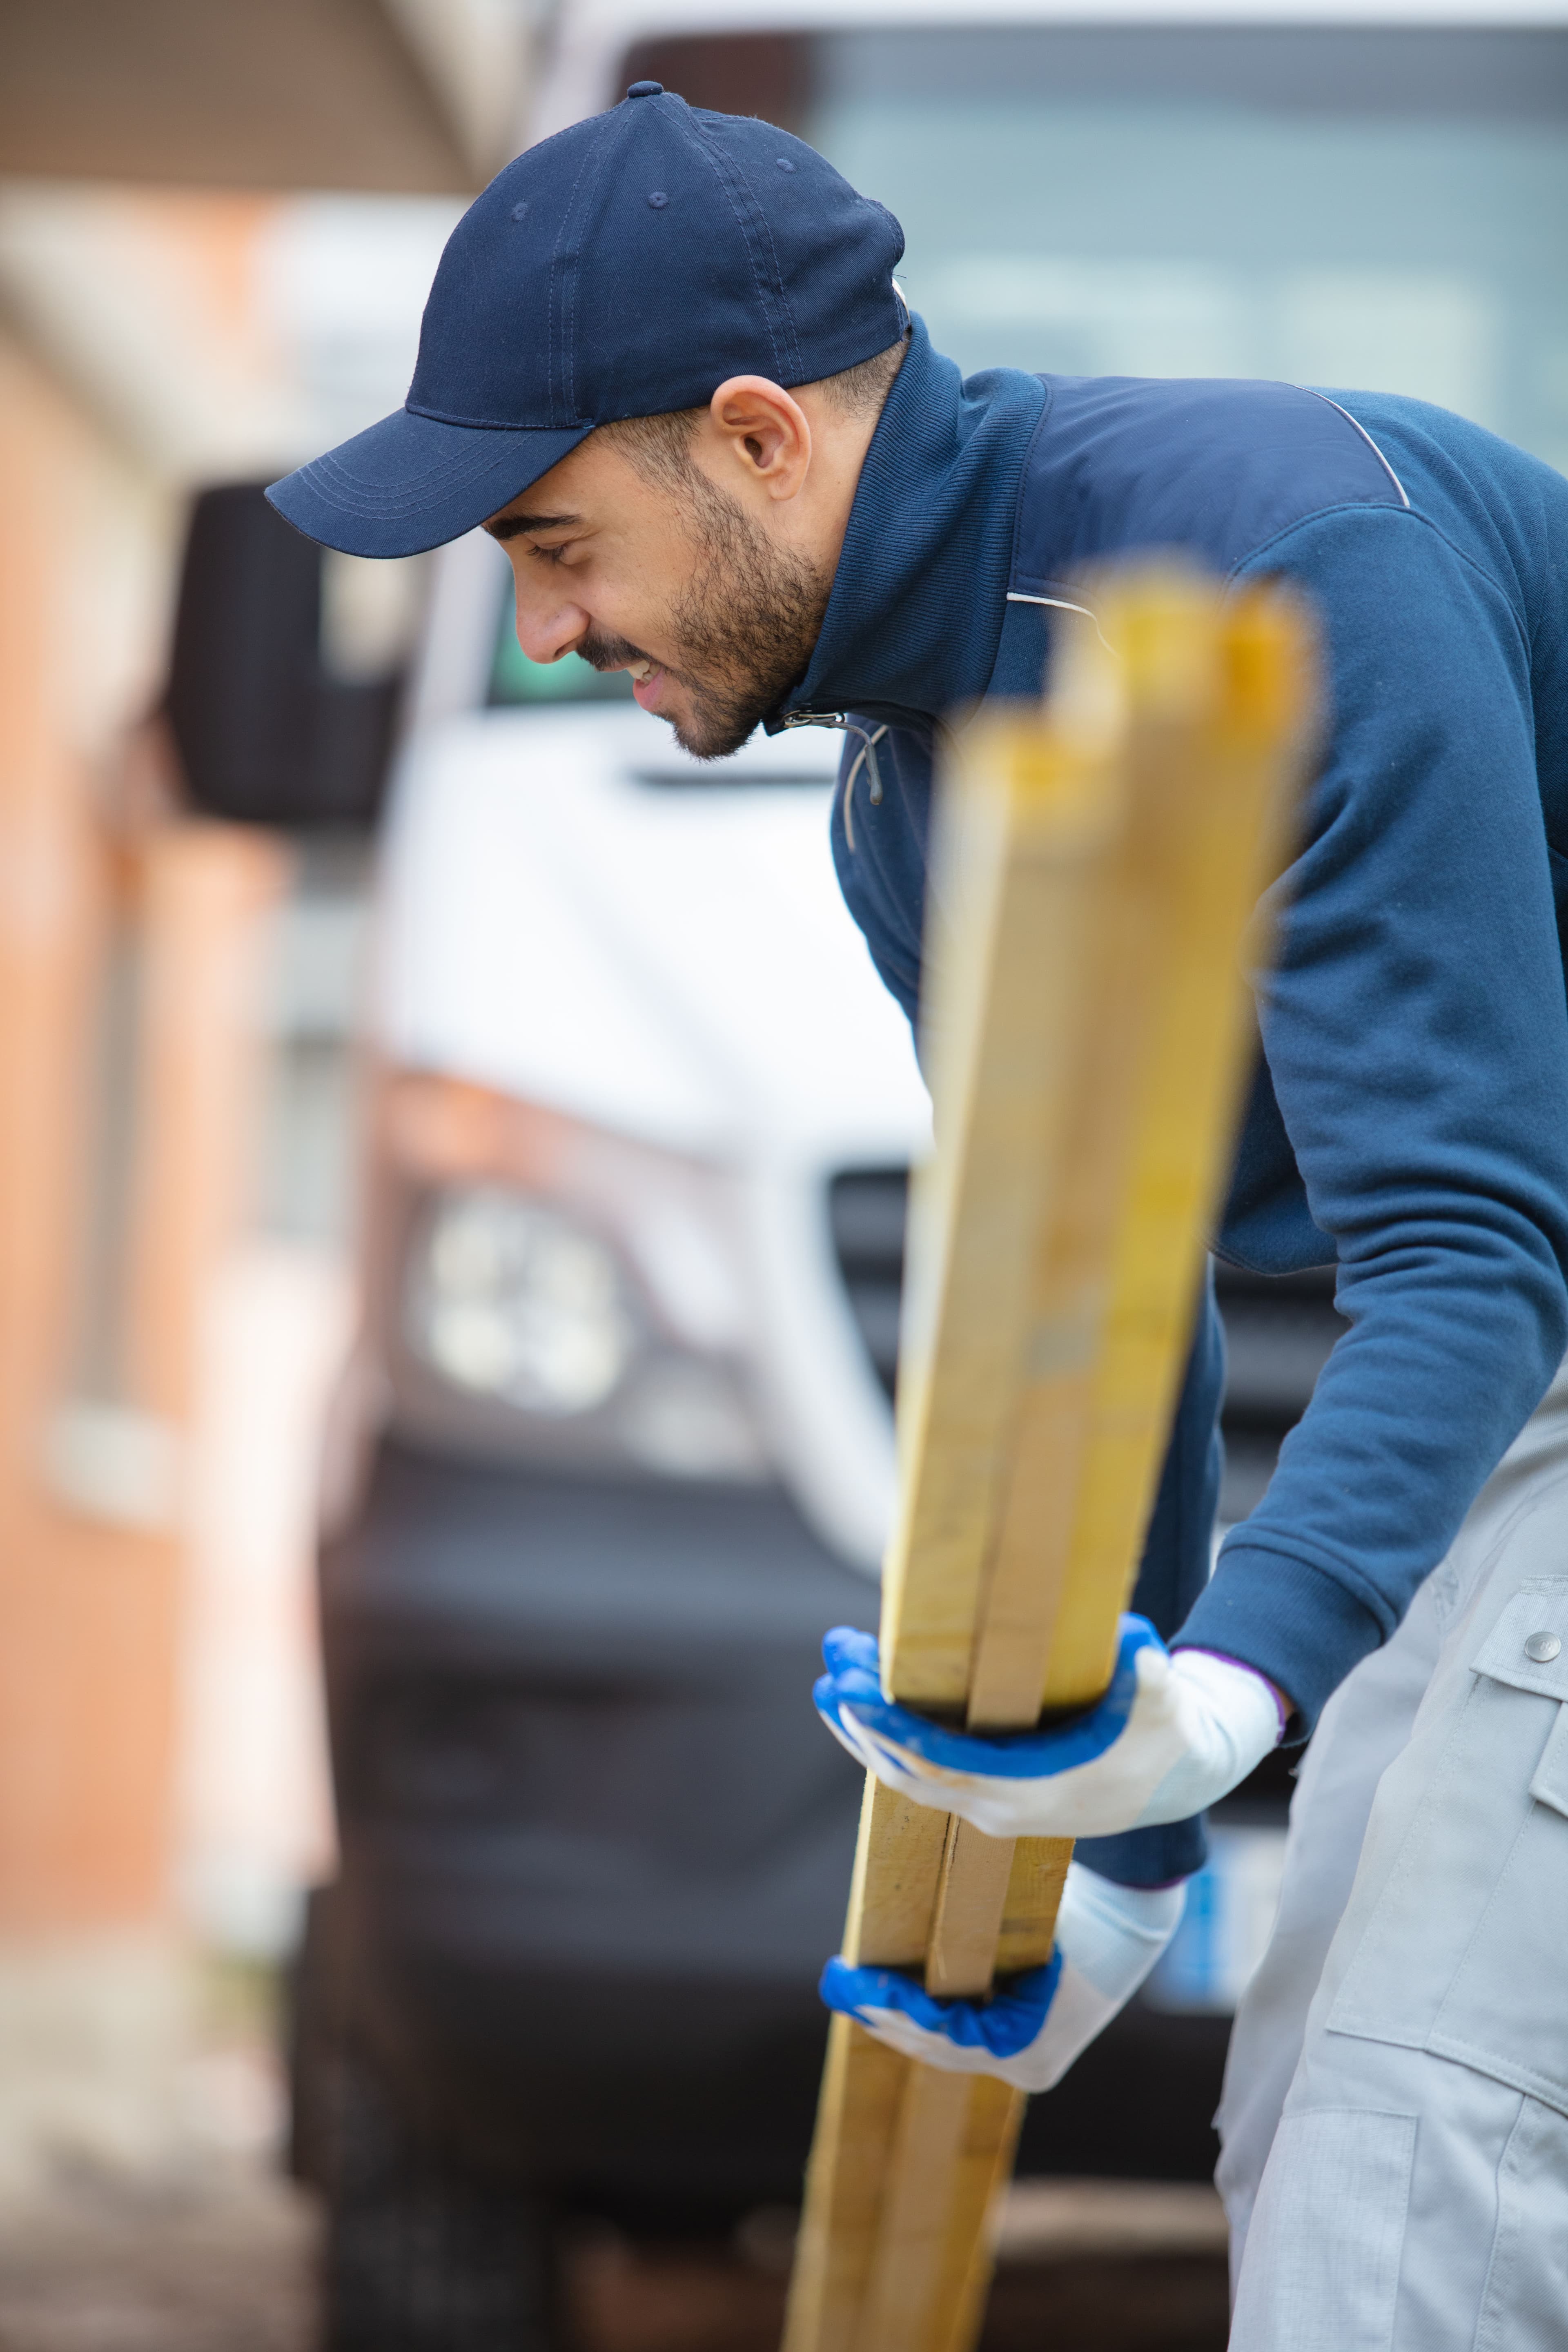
left=626, top=80, right=663, bottom=98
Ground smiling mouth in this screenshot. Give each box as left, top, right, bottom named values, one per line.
left=578, top=631, right=677, bottom=711
left=626, top=655, right=672, bottom=714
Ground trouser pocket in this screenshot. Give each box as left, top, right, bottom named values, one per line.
left=1327, top=1580, right=1568, bottom=2114
left=1230, top=2107, right=1416, bottom=2352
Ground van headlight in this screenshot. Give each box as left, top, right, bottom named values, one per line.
left=383, top=1080, right=772, bottom=1484
left=408, top=1187, right=636, bottom=1416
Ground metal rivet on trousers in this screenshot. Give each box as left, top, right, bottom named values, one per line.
left=1525, top=1631, right=1562, bottom=1664
left=648, top=191, right=669, bottom=209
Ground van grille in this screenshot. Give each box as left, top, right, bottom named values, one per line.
left=827, top=1168, right=909, bottom=1403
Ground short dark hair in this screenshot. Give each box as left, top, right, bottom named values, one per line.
left=602, top=332, right=909, bottom=490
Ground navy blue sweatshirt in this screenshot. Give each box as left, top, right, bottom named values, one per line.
left=780, top=319, right=1568, bottom=1882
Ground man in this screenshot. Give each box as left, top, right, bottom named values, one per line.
left=270, top=80, right=1568, bottom=2347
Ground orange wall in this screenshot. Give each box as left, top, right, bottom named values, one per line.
left=0, top=333, right=284, bottom=1930
left=0, top=337, right=135, bottom=1927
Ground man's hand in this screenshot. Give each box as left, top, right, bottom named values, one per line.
left=820, top=1863, right=1185, bottom=2093
left=814, top=1619, right=1285, bottom=1841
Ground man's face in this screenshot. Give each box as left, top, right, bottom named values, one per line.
left=486, top=428, right=832, bottom=760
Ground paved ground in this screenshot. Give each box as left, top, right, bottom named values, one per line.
left=0, top=2174, right=1229, bottom=2352
left=0, top=2174, right=318, bottom=2352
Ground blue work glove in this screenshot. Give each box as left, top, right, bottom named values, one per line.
left=814, top=1619, right=1283, bottom=1841
left=821, top=1862, right=1185, bottom=2093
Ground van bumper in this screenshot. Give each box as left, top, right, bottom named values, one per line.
left=318, top=1439, right=868, bottom=2208
left=316, top=1439, right=1232, bottom=2213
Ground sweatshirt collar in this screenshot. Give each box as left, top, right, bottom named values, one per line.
left=775, top=316, right=1047, bottom=736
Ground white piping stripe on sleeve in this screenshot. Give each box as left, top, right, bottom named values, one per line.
left=1305, top=391, right=1411, bottom=509
left=1005, top=591, right=1117, bottom=653
left=1007, top=592, right=1096, bottom=616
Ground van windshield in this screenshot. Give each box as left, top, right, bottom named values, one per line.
left=617, top=24, right=1568, bottom=474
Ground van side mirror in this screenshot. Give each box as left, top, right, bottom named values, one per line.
left=165, top=482, right=419, bottom=829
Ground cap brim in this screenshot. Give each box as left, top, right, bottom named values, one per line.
left=265, top=406, right=592, bottom=558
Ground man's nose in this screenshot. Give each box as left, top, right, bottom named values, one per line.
left=511, top=579, right=588, bottom=666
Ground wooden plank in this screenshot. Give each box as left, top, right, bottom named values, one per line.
left=940, top=2080, right=1029, bottom=2351
left=858, top=2064, right=976, bottom=2352
left=995, top=1837, right=1074, bottom=1976
left=783, top=569, right=1312, bottom=2352
left=845, top=1777, right=947, bottom=1972
left=926, top=1820, right=1016, bottom=1998
left=786, top=2020, right=910, bottom=2352
left=876, top=716, right=1120, bottom=1715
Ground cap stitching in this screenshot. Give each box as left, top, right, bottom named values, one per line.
left=741, top=197, right=804, bottom=383
left=547, top=136, right=596, bottom=427
left=565, top=110, right=631, bottom=422
left=669, top=111, right=788, bottom=382
left=406, top=402, right=593, bottom=432
left=316, top=440, right=506, bottom=494
left=548, top=111, right=620, bottom=428
left=706, top=132, right=806, bottom=383
left=307, top=429, right=586, bottom=517
left=310, top=457, right=519, bottom=519
left=694, top=115, right=801, bottom=381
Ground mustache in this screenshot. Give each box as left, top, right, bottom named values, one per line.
left=579, top=626, right=655, bottom=674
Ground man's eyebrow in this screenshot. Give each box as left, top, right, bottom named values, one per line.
left=484, top=510, right=584, bottom=541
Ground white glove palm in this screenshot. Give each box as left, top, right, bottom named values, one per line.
left=821, top=1864, right=1185, bottom=2094
left=814, top=1617, right=1283, bottom=1841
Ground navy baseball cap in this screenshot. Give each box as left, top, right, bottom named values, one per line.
left=267, top=82, right=905, bottom=559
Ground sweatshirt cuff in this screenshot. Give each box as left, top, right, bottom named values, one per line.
left=1173, top=1541, right=1387, bottom=1736
left=1075, top=1815, right=1208, bottom=1889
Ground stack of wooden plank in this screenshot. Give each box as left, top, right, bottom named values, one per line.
left=783, top=568, right=1314, bottom=2352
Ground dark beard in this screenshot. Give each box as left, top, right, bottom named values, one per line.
left=581, top=471, right=832, bottom=760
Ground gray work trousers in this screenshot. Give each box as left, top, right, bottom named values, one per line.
left=1218, top=1356, right=1568, bottom=2350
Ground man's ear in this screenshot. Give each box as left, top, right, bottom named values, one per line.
left=705, top=376, right=813, bottom=501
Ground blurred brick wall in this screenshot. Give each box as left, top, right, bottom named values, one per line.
left=0, top=334, right=164, bottom=1929
left=0, top=226, right=290, bottom=1936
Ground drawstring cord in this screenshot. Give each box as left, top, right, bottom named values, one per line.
left=839, top=722, right=888, bottom=853
left=779, top=713, right=889, bottom=853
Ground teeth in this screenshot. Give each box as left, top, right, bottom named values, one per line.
left=630, top=659, right=654, bottom=682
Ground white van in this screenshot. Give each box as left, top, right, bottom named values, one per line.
left=255, top=8, right=1568, bottom=2343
